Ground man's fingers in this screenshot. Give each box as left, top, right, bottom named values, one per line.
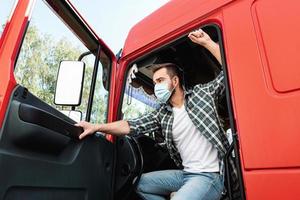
left=189, top=28, right=206, bottom=38
left=79, top=130, right=90, bottom=140
left=189, top=34, right=197, bottom=39
left=190, top=32, right=200, bottom=38
left=75, top=121, right=86, bottom=126
left=78, top=132, right=85, bottom=140
left=197, top=28, right=204, bottom=34
left=74, top=123, right=81, bottom=127
left=188, top=34, right=199, bottom=43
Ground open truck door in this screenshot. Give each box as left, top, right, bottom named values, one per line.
left=0, top=1, right=142, bottom=200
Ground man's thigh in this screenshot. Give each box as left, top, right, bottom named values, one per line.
left=172, top=172, right=223, bottom=200
left=136, top=170, right=184, bottom=196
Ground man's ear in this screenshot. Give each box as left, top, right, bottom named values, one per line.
left=173, top=76, right=179, bottom=86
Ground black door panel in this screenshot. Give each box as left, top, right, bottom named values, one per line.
left=11, top=86, right=78, bottom=124
left=7, top=101, right=72, bottom=154
left=0, top=136, right=113, bottom=200
left=1, top=86, right=83, bottom=160
left=0, top=86, right=114, bottom=200
left=18, top=103, right=83, bottom=139
left=4, top=187, right=86, bottom=200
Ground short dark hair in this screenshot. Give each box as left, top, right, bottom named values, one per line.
left=152, top=63, right=183, bottom=86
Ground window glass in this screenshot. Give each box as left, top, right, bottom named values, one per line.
left=14, top=0, right=110, bottom=122
left=121, top=83, right=158, bottom=120
left=78, top=53, right=95, bottom=120
left=90, top=51, right=111, bottom=124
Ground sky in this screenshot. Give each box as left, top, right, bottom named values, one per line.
left=0, top=0, right=16, bottom=31
left=1, top=0, right=169, bottom=54
left=70, top=0, right=169, bottom=53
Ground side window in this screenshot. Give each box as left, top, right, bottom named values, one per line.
left=14, top=0, right=110, bottom=122
left=76, top=53, right=96, bottom=120
left=121, top=66, right=158, bottom=120
left=90, top=51, right=111, bottom=124
left=122, top=88, right=157, bottom=120
left=0, top=0, right=17, bottom=38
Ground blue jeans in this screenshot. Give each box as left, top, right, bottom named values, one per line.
left=136, top=170, right=223, bottom=200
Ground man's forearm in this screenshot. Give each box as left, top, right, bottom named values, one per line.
left=204, top=41, right=222, bottom=65
left=96, top=120, right=130, bottom=136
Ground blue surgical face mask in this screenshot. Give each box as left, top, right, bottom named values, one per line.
left=154, top=81, right=176, bottom=104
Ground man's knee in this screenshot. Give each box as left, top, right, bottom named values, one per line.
left=136, top=173, right=148, bottom=193
left=170, top=192, right=176, bottom=198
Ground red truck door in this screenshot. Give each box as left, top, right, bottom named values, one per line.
left=223, top=0, right=300, bottom=199
left=0, top=1, right=136, bottom=199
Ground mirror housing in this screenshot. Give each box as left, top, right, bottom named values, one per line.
left=60, top=110, right=82, bottom=122
left=54, top=61, right=85, bottom=106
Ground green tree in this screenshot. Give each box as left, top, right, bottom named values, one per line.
left=14, top=24, right=110, bottom=123
left=14, top=24, right=149, bottom=123
left=15, top=26, right=82, bottom=105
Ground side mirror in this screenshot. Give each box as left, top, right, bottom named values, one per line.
left=54, top=61, right=85, bottom=106
left=60, top=110, right=82, bottom=122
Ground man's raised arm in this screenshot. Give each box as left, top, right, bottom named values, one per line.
left=188, top=28, right=222, bottom=65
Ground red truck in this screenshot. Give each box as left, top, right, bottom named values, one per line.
left=0, top=0, right=299, bottom=199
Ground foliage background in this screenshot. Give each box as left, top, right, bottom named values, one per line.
left=13, top=25, right=153, bottom=123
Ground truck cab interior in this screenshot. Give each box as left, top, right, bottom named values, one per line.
left=122, top=25, right=229, bottom=126
left=118, top=25, right=241, bottom=200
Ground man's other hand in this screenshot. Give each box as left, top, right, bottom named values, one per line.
left=188, top=28, right=212, bottom=47
left=75, top=121, right=99, bottom=140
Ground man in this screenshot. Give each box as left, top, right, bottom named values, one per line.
left=76, top=29, right=230, bottom=200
